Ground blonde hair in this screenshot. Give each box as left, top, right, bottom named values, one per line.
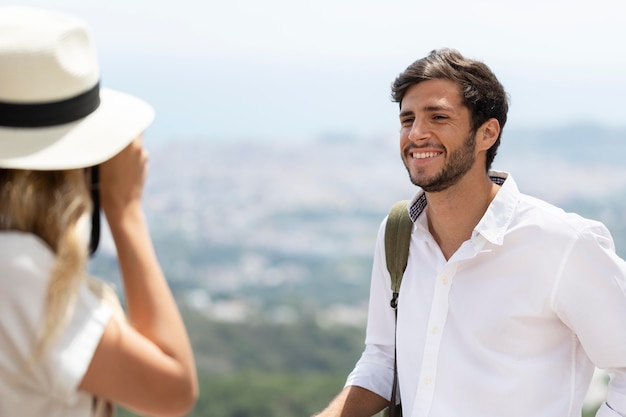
left=0, top=168, right=96, bottom=359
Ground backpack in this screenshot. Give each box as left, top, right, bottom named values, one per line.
left=382, top=200, right=412, bottom=417
left=384, top=200, right=412, bottom=309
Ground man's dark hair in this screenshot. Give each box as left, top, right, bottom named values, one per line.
left=391, top=48, right=509, bottom=171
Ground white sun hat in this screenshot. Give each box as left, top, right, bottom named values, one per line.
left=0, top=6, right=154, bottom=170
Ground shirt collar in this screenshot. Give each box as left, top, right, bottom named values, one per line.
left=407, top=170, right=519, bottom=246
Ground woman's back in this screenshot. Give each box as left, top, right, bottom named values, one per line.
left=0, top=232, right=111, bottom=417
left=0, top=7, right=198, bottom=416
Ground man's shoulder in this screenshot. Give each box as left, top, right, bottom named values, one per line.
left=517, top=193, right=606, bottom=236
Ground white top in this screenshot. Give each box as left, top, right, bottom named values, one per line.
left=0, top=232, right=112, bottom=417
left=346, top=172, right=626, bottom=417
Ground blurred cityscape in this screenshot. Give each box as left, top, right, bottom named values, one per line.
left=91, top=124, right=626, bottom=327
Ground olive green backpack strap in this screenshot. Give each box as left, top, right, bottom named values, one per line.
left=384, top=200, right=412, bottom=309
left=383, top=200, right=412, bottom=417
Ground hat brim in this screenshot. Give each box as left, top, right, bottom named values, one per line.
left=0, top=88, right=154, bottom=170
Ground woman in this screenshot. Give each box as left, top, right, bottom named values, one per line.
left=0, top=6, right=198, bottom=417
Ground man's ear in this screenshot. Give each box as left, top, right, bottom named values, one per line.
left=476, top=118, right=500, bottom=151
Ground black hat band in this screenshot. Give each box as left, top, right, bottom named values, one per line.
left=0, top=82, right=101, bottom=128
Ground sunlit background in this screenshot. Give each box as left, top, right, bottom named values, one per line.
left=13, top=1, right=624, bottom=416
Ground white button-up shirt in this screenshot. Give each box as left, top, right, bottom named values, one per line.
left=346, top=172, right=626, bottom=417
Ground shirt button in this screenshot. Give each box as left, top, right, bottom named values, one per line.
left=431, top=326, right=439, bottom=335
left=440, top=276, right=449, bottom=285
left=424, top=376, right=432, bottom=385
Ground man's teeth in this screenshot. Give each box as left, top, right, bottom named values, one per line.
left=412, top=152, right=439, bottom=159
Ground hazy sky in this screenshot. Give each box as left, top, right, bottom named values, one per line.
left=17, top=0, right=626, bottom=143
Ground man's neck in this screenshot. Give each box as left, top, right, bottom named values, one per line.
left=425, top=172, right=500, bottom=260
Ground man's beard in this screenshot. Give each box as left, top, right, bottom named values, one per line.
left=404, top=131, right=477, bottom=193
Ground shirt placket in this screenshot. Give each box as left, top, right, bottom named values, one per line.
left=411, top=262, right=457, bottom=417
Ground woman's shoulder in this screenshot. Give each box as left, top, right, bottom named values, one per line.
left=0, top=231, right=53, bottom=297
left=0, top=231, right=54, bottom=265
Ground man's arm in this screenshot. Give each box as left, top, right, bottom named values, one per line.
left=555, top=224, right=626, bottom=416
left=313, top=385, right=388, bottom=417
left=314, top=221, right=397, bottom=417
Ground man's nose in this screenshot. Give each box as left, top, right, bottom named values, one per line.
left=408, top=118, right=429, bottom=143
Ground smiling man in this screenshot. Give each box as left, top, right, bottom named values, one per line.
left=313, top=48, right=626, bottom=417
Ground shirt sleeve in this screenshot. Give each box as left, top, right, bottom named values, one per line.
left=552, top=222, right=626, bottom=416
left=345, top=219, right=397, bottom=401
left=49, top=281, right=112, bottom=402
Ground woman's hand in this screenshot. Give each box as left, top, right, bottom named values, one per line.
left=99, top=135, right=148, bottom=220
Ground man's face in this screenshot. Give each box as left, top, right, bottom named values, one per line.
left=398, top=79, right=477, bottom=192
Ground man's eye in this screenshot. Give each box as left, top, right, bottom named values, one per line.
left=433, top=114, right=448, bottom=120
left=400, top=118, right=414, bottom=127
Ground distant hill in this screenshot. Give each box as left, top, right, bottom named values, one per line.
left=501, top=124, right=626, bottom=164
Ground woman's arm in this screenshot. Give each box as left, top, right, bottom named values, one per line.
left=79, top=136, right=198, bottom=417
